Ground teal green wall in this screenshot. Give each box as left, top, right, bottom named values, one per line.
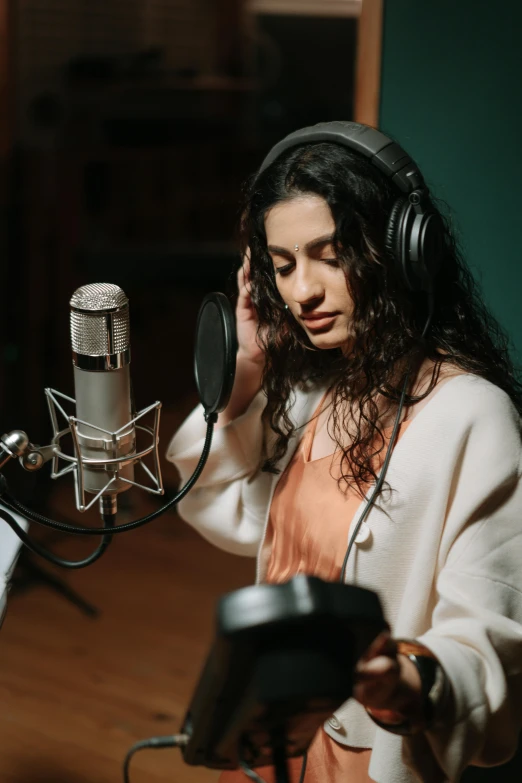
left=379, top=0, right=522, bottom=362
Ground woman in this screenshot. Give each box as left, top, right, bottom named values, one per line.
left=167, top=122, right=522, bottom=783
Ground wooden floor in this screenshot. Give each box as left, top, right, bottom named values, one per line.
left=0, top=402, right=255, bottom=783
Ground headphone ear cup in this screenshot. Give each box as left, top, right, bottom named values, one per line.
left=410, top=210, right=445, bottom=289
left=385, top=197, right=408, bottom=272
left=386, top=197, right=441, bottom=293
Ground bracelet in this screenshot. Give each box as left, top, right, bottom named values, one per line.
left=366, top=639, right=449, bottom=737
left=366, top=707, right=414, bottom=736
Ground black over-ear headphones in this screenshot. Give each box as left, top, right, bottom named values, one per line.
left=257, top=121, right=444, bottom=294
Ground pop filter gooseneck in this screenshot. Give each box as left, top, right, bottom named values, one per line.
left=194, top=292, right=237, bottom=420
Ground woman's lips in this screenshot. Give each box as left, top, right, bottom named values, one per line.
left=300, top=312, right=338, bottom=330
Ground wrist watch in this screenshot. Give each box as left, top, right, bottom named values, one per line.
left=397, top=639, right=449, bottom=727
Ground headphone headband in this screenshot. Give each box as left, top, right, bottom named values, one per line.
left=257, top=121, right=442, bottom=294
left=258, top=121, right=425, bottom=195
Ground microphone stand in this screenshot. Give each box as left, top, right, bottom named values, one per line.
left=3, top=492, right=119, bottom=617
left=0, top=427, right=120, bottom=610
left=10, top=549, right=100, bottom=617
left=271, top=736, right=291, bottom=783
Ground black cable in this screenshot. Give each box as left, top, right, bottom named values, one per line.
left=0, top=506, right=114, bottom=568
left=340, top=303, right=434, bottom=583
left=239, top=760, right=268, bottom=783
left=123, top=734, right=188, bottom=783
left=238, top=749, right=308, bottom=783
left=340, top=370, right=410, bottom=583
left=0, top=413, right=217, bottom=538
left=298, top=751, right=307, bottom=783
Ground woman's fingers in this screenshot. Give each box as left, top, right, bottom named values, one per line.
left=353, top=657, right=401, bottom=708
left=237, top=251, right=252, bottom=300
left=234, top=249, right=265, bottom=365
left=359, top=631, right=397, bottom=663
left=357, top=654, right=397, bottom=678
left=353, top=631, right=402, bottom=709
left=243, top=247, right=251, bottom=277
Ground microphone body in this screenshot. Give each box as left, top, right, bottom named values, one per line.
left=70, top=284, right=135, bottom=500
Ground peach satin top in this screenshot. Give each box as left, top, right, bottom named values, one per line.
left=219, top=401, right=409, bottom=783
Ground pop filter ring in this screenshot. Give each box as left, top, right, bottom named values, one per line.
left=194, top=292, right=237, bottom=419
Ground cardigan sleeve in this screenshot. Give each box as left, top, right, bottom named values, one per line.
left=403, top=386, right=522, bottom=781
left=165, top=391, right=272, bottom=556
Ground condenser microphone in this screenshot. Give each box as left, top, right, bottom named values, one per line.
left=0, top=287, right=234, bottom=559
left=69, top=283, right=135, bottom=517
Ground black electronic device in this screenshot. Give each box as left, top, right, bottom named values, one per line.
left=257, top=120, right=444, bottom=294
left=180, top=575, right=387, bottom=773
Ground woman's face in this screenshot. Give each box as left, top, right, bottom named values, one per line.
left=265, top=194, right=354, bottom=351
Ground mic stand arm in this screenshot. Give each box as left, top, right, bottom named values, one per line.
left=0, top=432, right=113, bottom=598
left=0, top=428, right=116, bottom=571
left=0, top=430, right=56, bottom=472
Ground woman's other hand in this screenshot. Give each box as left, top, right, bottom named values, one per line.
left=353, top=632, right=423, bottom=728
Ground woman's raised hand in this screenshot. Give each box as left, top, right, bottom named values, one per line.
left=216, top=252, right=265, bottom=427
left=236, top=251, right=265, bottom=367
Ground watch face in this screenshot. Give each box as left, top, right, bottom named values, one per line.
left=409, top=653, right=447, bottom=724
left=396, top=641, right=450, bottom=727
left=428, top=660, right=449, bottom=720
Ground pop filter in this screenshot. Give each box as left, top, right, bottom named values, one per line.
left=194, top=293, right=237, bottom=419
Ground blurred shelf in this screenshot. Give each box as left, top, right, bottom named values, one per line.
left=249, top=0, right=361, bottom=17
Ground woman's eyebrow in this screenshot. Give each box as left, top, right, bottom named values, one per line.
left=267, top=234, right=335, bottom=256
left=267, top=244, right=293, bottom=257
left=305, top=234, right=335, bottom=252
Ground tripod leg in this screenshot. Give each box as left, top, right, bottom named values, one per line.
left=11, top=552, right=99, bottom=618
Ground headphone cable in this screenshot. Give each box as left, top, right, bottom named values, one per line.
left=239, top=750, right=307, bottom=783
left=340, top=301, right=434, bottom=583
left=123, top=734, right=188, bottom=783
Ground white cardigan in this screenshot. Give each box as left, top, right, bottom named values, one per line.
left=167, top=374, right=522, bottom=783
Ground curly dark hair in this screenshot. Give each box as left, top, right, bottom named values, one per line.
left=238, top=141, right=522, bottom=494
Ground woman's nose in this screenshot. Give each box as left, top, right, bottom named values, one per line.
left=292, top=263, right=323, bottom=305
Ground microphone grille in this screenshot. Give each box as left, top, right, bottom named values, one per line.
left=70, top=283, right=128, bottom=312
left=70, top=283, right=130, bottom=357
